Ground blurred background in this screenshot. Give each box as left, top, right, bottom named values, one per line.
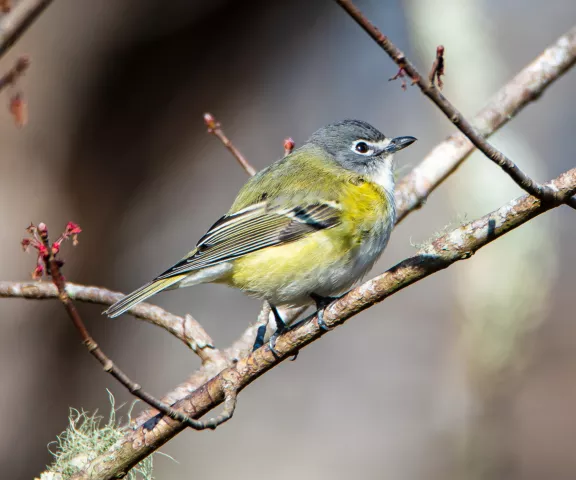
left=1, top=0, right=575, bottom=478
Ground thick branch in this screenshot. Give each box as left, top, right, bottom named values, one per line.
left=335, top=0, right=575, bottom=206
left=5, top=24, right=574, bottom=472
left=394, top=25, right=576, bottom=221
left=5, top=24, right=573, bottom=337
left=4, top=17, right=572, bottom=477
left=0, top=0, right=52, bottom=58
left=73, top=168, right=576, bottom=479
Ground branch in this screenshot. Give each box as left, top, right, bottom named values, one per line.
left=0, top=54, right=28, bottom=92
left=0, top=281, right=223, bottom=360
left=24, top=223, right=236, bottom=432
left=335, top=0, right=575, bottom=207
left=3, top=112, right=295, bottom=436
left=204, top=112, right=256, bottom=176
left=3, top=26, right=573, bottom=469
left=394, top=25, right=576, bottom=221
left=67, top=167, right=576, bottom=478
left=6, top=21, right=572, bottom=476
left=0, top=0, right=52, bottom=58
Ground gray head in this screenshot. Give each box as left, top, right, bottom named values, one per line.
left=307, top=119, right=416, bottom=176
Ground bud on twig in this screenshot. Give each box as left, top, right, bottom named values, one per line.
left=283, top=137, right=295, bottom=156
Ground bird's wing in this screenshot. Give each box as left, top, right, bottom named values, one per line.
left=154, top=201, right=341, bottom=280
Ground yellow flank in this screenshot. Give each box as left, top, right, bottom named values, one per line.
left=227, top=229, right=346, bottom=296
left=226, top=176, right=391, bottom=298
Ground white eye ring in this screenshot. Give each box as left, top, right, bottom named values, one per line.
left=352, top=140, right=375, bottom=156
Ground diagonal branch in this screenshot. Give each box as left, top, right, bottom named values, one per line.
left=335, top=0, right=576, bottom=208
left=70, top=167, right=576, bottom=479
left=394, top=25, right=576, bottom=221
left=30, top=223, right=234, bottom=431
left=5, top=25, right=573, bottom=347
left=0, top=0, right=52, bottom=58
left=3, top=25, right=575, bottom=474
left=2, top=18, right=572, bottom=477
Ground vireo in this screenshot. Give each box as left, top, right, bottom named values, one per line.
left=105, top=120, right=416, bottom=347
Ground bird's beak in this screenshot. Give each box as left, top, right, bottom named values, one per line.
left=384, top=136, right=417, bottom=154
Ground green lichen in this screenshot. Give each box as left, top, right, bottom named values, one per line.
left=39, top=391, right=170, bottom=480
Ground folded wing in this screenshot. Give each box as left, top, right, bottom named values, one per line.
left=154, top=202, right=341, bottom=280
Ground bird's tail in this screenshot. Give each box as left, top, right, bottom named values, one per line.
left=104, top=275, right=185, bottom=318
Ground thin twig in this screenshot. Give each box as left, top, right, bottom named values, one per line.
left=0, top=279, right=300, bottom=375
left=6, top=26, right=574, bottom=463
left=5, top=24, right=573, bottom=460
left=334, top=0, right=574, bottom=207
left=388, top=65, right=414, bottom=90
left=0, top=54, right=27, bottom=91
left=0, top=0, right=52, bottom=58
left=0, top=289, right=305, bottom=408
left=69, top=167, right=576, bottom=479
left=394, top=25, right=576, bottom=221
left=28, top=222, right=234, bottom=431
left=204, top=112, right=256, bottom=176
left=15, top=21, right=574, bottom=477
left=428, top=45, right=445, bottom=89
left=0, top=280, right=224, bottom=362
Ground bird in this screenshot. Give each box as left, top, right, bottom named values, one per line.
left=104, top=119, right=416, bottom=349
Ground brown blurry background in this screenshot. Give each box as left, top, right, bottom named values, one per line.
left=1, top=1, right=575, bottom=478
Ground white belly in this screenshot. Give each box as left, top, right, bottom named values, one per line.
left=266, top=219, right=394, bottom=306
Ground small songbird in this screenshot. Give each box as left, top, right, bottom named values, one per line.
left=104, top=120, right=416, bottom=347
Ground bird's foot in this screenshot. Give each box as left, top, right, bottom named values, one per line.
left=267, top=328, right=285, bottom=359
left=310, top=293, right=339, bottom=331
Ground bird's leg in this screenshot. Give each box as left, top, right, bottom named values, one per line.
left=252, top=323, right=267, bottom=352
left=310, top=293, right=337, bottom=331
left=267, top=303, right=288, bottom=357
left=251, top=303, right=288, bottom=356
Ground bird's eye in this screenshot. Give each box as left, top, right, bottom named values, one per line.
left=355, top=142, right=369, bottom=154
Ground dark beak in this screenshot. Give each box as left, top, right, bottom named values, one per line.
left=384, top=136, right=417, bottom=154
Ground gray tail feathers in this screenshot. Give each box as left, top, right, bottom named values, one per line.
left=103, top=275, right=185, bottom=318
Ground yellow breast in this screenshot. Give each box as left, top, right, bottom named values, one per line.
left=338, top=178, right=393, bottom=245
